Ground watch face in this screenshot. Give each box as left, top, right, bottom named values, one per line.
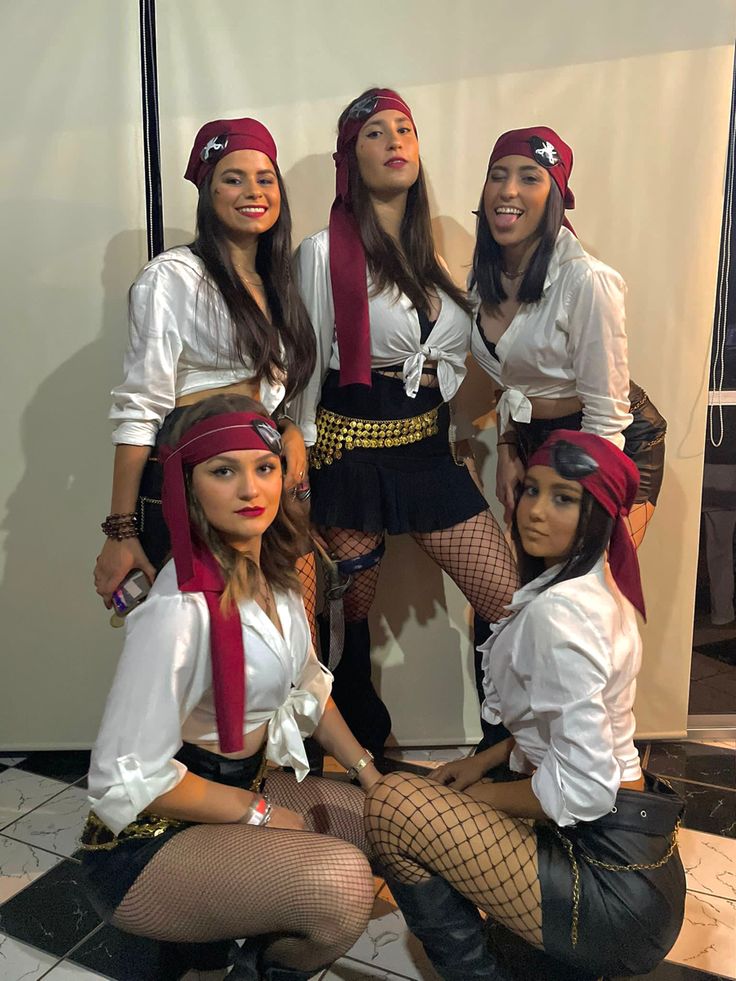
left=529, top=135, right=560, bottom=168
left=201, top=134, right=229, bottom=162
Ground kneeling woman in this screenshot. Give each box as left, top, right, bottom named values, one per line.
left=81, top=395, right=380, bottom=980
left=366, top=431, right=685, bottom=981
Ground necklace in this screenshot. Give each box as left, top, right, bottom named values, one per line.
left=257, top=572, right=274, bottom=618
left=501, top=265, right=527, bottom=281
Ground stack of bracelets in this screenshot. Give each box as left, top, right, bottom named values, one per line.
left=101, top=512, right=139, bottom=541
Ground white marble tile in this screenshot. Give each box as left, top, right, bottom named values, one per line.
left=0, top=769, right=72, bottom=831
left=693, top=738, right=736, bottom=751
left=2, top=784, right=90, bottom=858
left=679, top=827, right=736, bottom=903
left=339, top=890, right=439, bottom=980
left=0, top=757, right=27, bottom=767
left=0, top=833, right=62, bottom=902
left=667, top=891, right=736, bottom=976
left=0, top=932, right=61, bottom=979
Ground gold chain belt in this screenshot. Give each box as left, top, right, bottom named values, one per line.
left=551, top=817, right=681, bottom=947
left=80, top=754, right=269, bottom=852
left=311, top=405, right=439, bottom=469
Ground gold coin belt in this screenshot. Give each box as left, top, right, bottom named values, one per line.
left=311, top=405, right=439, bottom=469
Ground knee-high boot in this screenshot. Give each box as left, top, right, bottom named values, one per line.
left=325, top=617, right=392, bottom=757
left=384, top=873, right=511, bottom=981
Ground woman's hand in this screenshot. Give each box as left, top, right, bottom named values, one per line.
left=496, top=444, right=525, bottom=526
left=430, top=754, right=490, bottom=792
left=357, top=762, right=382, bottom=793
left=265, top=805, right=306, bottom=832
left=94, top=537, right=156, bottom=609
left=280, top=421, right=308, bottom=492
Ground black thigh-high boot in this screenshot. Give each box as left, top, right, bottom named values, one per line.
left=326, top=617, right=392, bottom=757
left=228, top=939, right=330, bottom=980
left=384, top=873, right=511, bottom=981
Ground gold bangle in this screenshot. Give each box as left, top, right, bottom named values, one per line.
left=347, top=750, right=374, bottom=781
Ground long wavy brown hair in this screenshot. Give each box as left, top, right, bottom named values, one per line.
left=168, top=394, right=309, bottom=610
left=339, top=87, right=472, bottom=316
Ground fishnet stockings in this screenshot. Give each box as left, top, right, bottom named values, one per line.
left=625, top=502, right=656, bottom=550
left=366, top=772, right=544, bottom=948
left=264, top=769, right=368, bottom=852
left=320, top=512, right=517, bottom=624
left=412, top=510, right=518, bottom=622
left=295, top=550, right=318, bottom=648
left=111, top=777, right=372, bottom=972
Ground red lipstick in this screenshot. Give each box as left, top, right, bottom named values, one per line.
left=237, top=506, right=265, bottom=517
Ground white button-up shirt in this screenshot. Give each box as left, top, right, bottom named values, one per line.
left=468, top=228, right=632, bottom=448
left=109, top=246, right=286, bottom=446
left=290, top=229, right=472, bottom=446
left=480, top=556, right=642, bottom=827
left=87, top=561, right=332, bottom=834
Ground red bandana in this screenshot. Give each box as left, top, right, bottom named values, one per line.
left=487, top=126, right=575, bottom=233
left=160, top=412, right=281, bottom=752
left=527, top=430, right=646, bottom=619
left=329, top=89, right=416, bottom=387
left=184, top=117, right=278, bottom=189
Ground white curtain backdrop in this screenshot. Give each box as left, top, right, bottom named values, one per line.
left=1, top=0, right=733, bottom=746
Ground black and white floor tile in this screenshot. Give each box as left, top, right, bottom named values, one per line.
left=0, top=743, right=734, bottom=981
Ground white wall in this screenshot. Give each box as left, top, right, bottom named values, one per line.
left=1, top=1, right=733, bottom=747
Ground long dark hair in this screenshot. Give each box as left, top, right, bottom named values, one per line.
left=168, top=394, right=309, bottom=608
left=339, top=88, right=472, bottom=316
left=512, top=486, right=614, bottom=590
left=189, top=166, right=316, bottom=399
left=471, top=180, right=564, bottom=308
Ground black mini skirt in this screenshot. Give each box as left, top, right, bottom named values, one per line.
left=515, top=382, right=667, bottom=506
left=309, top=371, right=488, bottom=534
left=535, top=773, right=685, bottom=977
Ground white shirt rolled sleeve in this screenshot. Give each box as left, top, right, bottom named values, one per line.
left=87, top=589, right=205, bottom=833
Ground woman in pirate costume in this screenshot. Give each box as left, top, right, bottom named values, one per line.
left=365, top=431, right=685, bottom=981
left=93, top=117, right=320, bottom=640
left=81, top=395, right=380, bottom=980
left=462, top=125, right=667, bottom=542
left=290, top=88, right=518, bottom=757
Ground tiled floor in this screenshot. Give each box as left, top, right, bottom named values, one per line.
left=0, top=742, right=734, bottom=981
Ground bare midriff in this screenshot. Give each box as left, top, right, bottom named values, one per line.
left=196, top=721, right=268, bottom=760
left=175, top=378, right=260, bottom=408
left=374, top=360, right=439, bottom=388
left=528, top=394, right=583, bottom=419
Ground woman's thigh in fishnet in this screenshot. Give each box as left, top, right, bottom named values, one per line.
left=265, top=769, right=367, bottom=851
left=319, top=526, right=385, bottom=621
left=111, top=823, right=374, bottom=969
left=625, top=501, right=656, bottom=550
left=295, top=550, right=318, bottom=648
left=366, top=772, right=543, bottom=947
left=411, top=510, right=518, bottom=623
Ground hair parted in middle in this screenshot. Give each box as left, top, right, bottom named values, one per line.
left=190, top=165, right=316, bottom=400
left=168, top=393, right=310, bottom=610
left=339, top=87, right=472, bottom=316
left=471, top=180, right=565, bottom=308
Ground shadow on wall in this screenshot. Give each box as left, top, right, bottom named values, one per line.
left=0, top=227, right=188, bottom=746
left=283, top=153, right=336, bottom=245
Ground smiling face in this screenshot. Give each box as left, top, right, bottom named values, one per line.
left=516, top=465, right=583, bottom=567
left=483, top=154, right=551, bottom=252
left=210, top=149, right=281, bottom=242
left=191, top=447, right=282, bottom=554
left=354, top=109, right=420, bottom=198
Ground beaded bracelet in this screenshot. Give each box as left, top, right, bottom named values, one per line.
left=101, top=513, right=139, bottom=541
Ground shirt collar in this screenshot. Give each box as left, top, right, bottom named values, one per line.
left=505, top=554, right=607, bottom=614
left=543, top=226, right=585, bottom=294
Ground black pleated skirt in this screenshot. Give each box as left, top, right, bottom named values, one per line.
left=310, top=371, right=488, bottom=534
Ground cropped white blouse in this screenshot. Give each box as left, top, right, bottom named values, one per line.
left=468, top=228, right=632, bottom=449
left=87, top=561, right=332, bottom=834
left=109, top=246, right=287, bottom=446
left=480, top=556, right=642, bottom=827
left=290, top=229, right=472, bottom=446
